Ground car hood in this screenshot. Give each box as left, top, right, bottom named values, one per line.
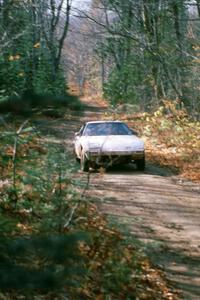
left=80, top=135, right=144, bottom=151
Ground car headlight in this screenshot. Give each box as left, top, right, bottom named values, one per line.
left=88, top=143, right=101, bottom=152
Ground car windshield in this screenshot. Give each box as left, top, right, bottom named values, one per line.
left=83, top=122, right=133, bottom=136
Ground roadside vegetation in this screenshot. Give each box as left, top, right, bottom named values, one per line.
left=109, top=100, right=200, bottom=183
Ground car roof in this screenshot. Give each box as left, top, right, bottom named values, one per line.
left=85, top=120, right=123, bottom=125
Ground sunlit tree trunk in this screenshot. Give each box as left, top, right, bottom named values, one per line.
left=196, top=0, right=200, bottom=17
left=40, top=0, right=72, bottom=80
left=143, top=0, right=163, bottom=102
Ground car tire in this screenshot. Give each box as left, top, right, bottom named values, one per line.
left=76, top=157, right=80, bottom=163
left=136, top=157, right=145, bottom=171
left=73, top=148, right=80, bottom=163
left=81, top=153, right=90, bottom=172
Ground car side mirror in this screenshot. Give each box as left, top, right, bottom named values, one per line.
left=75, top=132, right=80, bottom=137
left=131, top=129, right=138, bottom=136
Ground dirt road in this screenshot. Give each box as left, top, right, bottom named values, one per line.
left=87, top=168, right=200, bottom=300
left=40, top=104, right=200, bottom=299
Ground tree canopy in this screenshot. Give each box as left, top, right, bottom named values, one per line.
left=67, top=0, right=200, bottom=119
left=0, top=0, right=72, bottom=103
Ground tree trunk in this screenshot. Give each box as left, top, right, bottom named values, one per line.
left=143, top=0, right=163, bottom=101
left=196, top=0, right=200, bottom=17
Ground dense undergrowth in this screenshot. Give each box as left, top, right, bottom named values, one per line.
left=0, top=92, right=83, bottom=116
left=0, top=108, right=180, bottom=299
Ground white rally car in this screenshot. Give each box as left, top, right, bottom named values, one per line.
left=74, top=121, right=145, bottom=172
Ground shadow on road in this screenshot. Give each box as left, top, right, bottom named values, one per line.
left=87, top=161, right=200, bottom=300
left=143, top=236, right=200, bottom=300
left=101, top=162, right=177, bottom=178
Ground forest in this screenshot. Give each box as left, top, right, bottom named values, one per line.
left=0, top=0, right=200, bottom=118
left=69, top=0, right=200, bottom=119
left=0, top=0, right=200, bottom=299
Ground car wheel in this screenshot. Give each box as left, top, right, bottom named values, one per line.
left=136, top=157, right=145, bottom=171
left=81, top=153, right=90, bottom=172
left=73, top=148, right=80, bottom=163
left=76, top=157, right=80, bottom=163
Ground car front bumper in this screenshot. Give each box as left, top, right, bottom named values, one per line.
left=86, top=150, right=145, bottom=166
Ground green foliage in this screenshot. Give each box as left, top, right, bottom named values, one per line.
left=0, top=92, right=83, bottom=115
left=0, top=233, right=88, bottom=291
left=97, top=0, right=199, bottom=116
left=0, top=1, right=71, bottom=111
left=0, top=118, right=90, bottom=294
left=104, top=59, right=142, bottom=106
left=32, top=51, right=67, bottom=96
left=0, top=214, right=18, bottom=235
left=0, top=56, right=25, bottom=99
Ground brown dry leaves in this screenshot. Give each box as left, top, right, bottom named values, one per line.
left=73, top=203, right=180, bottom=300
left=114, top=100, right=200, bottom=183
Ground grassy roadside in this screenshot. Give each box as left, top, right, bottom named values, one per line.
left=0, top=108, right=180, bottom=299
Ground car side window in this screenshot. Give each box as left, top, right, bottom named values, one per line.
left=120, top=123, right=133, bottom=135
